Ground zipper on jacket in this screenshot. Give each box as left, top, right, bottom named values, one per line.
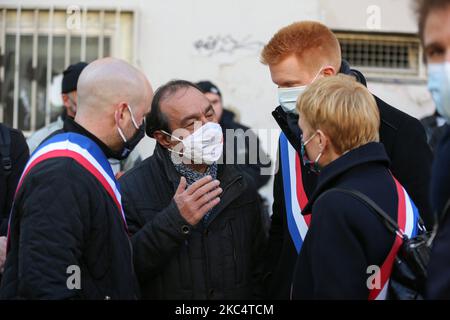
left=201, top=174, right=243, bottom=299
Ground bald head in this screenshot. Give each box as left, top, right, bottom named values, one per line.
left=77, top=57, right=152, bottom=116
left=75, top=57, right=153, bottom=153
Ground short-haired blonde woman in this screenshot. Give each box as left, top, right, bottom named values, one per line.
left=291, top=75, right=422, bottom=300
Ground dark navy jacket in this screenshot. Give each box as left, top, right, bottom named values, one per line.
left=291, top=142, right=402, bottom=299
left=0, top=124, right=29, bottom=236
left=220, top=109, right=272, bottom=190
left=0, top=119, right=138, bottom=299
left=426, top=126, right=450, bottom=299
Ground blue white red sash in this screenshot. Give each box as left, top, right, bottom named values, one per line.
left=279, top=133, right=311, bottom=254
left=279, top=133, right=420, bottom=300
left=368, top=178, right=420, bottom=300
left=7, top=132, right=128, bottom=250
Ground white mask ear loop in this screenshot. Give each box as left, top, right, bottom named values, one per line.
left=313, top=65, right=334, bottom=82
left=118, top=127, right=127, bottom=142
left=115, top=109, right=128, bottom=143
left=311, top=69, right=322, bottom=83
left=127, top=104, right=140, bottom=129
left=160, top=130, right=183, bottom=142
left=117, top=105, right=140, bottom=143
left=160, top=130, right=184, bottom=155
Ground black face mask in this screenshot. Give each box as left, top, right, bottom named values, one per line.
left=112, top=105, right=146, bottom=160
left=114, top=122, right=145, bottom=160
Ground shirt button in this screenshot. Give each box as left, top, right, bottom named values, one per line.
left=181, top=225, right=190, bottom=235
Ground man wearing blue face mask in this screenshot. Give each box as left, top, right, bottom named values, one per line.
left=260, top=21, right=433, bottom=300
left=415, top=0, right=450, bottom=300
left=119, top=80, right=267, bottom=299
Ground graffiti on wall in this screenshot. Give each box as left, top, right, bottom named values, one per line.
left=193, top=34, right=264, bottom=57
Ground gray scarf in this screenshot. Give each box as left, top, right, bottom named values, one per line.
left=172, top=160, right=218, bottom=225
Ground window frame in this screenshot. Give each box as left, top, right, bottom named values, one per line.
left=334, top=30, right=426, bottom=83
left=0, top=5, right=138, bottom=135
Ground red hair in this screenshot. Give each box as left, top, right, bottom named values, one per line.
left=261, top=21, right=341, bottom=70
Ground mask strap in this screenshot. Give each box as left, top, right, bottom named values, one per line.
left=313, top=152, right=322, bottom=173
left=167, top=147, right=183, bottom=155
left=160, top=130, right=183, bottom=143
left=303, top=132, right=318, bottom=146
left=313, top=65, right=334, bottom=82
left=160, top=130, right=184, bottom=156
left=314, top=152, right=322, bottom=164
left=118, top=127, right=127, bottom=143
left=127, top=104, right=140, bottom=129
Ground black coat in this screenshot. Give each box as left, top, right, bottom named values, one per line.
left=220, top=109, right=272, bottom=190
left=0, top=124, right=29, bottom=236
left=0, top=119, right=138, bottom=299
left=119, top=144, right=267, bottom=299
left=292, top=142, right=401, bottom=299
left=420, top=112, right=450, bottom=152
left=429, top=126, right=450, bottom=218
left=264, top=61, right=433, bottom=299
left=426, top=126, right=450, bottom=299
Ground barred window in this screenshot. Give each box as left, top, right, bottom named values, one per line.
left=0, top=6, right=135, bottom=134
left=334, top=32, right=424, bottom=79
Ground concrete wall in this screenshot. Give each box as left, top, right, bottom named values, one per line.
left=2, top=0, right=434, bottom=205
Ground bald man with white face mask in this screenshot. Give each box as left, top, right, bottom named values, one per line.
left=0, top=58, right=153, bottom=300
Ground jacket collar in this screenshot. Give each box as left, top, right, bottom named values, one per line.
left=219, top=109, right=236, bottom=129
left=154, top=143, right=184, bottom=185
left=339, top=59, right=368, bottom=87
left=154, top=143, right=243, bottom=182
left=272, top=106, right=302, bottom=152
left=303, top=142, right=390, bottom=213
left=63, top=117, right=116, bottom=159
left=155, top=142, right=243, bottom=187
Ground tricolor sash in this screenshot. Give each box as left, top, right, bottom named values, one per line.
left=279, top=133, right=421, bottom=300
left=368, top=178, right=420, bottom=300
left=279, top=132, right=311, bottom=254
left=7, top=132, right=128, bottom=250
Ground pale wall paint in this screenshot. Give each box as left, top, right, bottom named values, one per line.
left=3, top=0, right=434, bottom=205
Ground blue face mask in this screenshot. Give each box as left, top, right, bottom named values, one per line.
left=428, top=62, right=450, bottom=123
left=277, top=66, right=326, bottom=114
left=278, top=86, right=307, bottom=114
left=300, top=132, right=322, bottom=174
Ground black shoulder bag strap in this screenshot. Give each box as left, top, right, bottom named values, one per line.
left=0, top=124, right=12, bottom=177
left=318, top=188, right=403, bottom=238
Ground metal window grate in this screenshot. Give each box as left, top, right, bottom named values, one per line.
left=0, top=6, right=134, bottom=134
left=334, top=32, right=423, bottom=79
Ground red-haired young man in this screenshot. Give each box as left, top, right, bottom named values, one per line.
left=261, top=21, right=432, bottom=299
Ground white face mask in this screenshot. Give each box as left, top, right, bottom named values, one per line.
left=162, top=122, right=224, bottom=164
left=278, top=86, right=307, bottom=113
left=277, top=66, right=326, bottom=113
left=428, top=62, right=450, bottom=123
